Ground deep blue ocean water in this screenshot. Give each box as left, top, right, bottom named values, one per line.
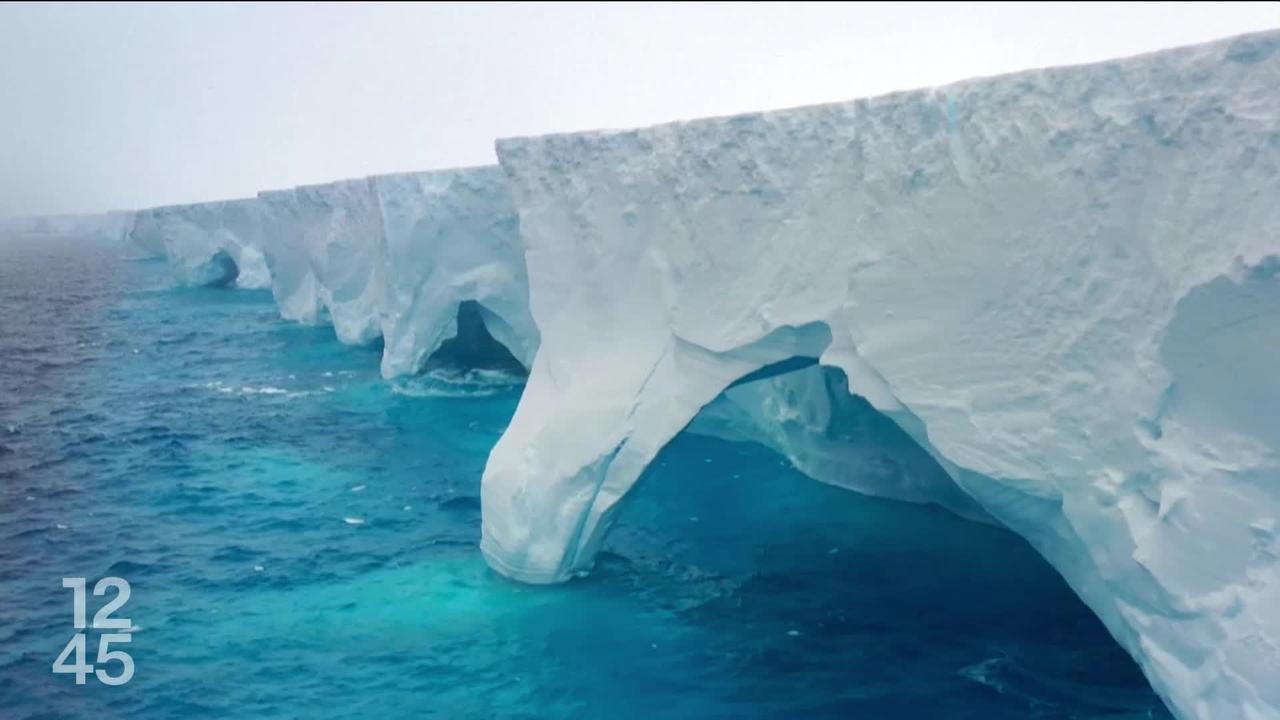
left=0, top=236, right=1172, bottom=719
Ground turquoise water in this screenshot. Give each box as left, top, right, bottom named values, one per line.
left=0, top=236, right=1171, bottom=719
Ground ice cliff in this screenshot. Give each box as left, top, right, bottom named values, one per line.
left=250, top=168, right=535, bottom=371
left=130, top=200, right=271, bottom=289
left=373, top=168, right=537, bottom=377
left=133, top=167, right=534, bottom=378
left=480, top=31, right=1280, bottom=720
left=255, top=179, right=386, bottom=344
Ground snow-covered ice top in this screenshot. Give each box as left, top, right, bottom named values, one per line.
left=481, top=31, right=1280, bottom=720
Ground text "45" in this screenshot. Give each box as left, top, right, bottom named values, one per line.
left=52, top=577, right=134, bottom=686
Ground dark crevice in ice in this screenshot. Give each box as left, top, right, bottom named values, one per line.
left=421, top=300, right=526, bottom=375
left=202, top=250, right=240, bottom=288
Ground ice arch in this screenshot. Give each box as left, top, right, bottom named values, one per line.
left=417, top=300, right=528, bottom=375
left=483, top=322, right=834, bottom=582
left=481, top=32, right=1280, bottom=720
left=374, top=167, right=537, bottom=378
left=196, top=250, right=239, bottom=288
left=129, top=199, right=271, bottom=289
left=131, top=166, right=536, bottom=379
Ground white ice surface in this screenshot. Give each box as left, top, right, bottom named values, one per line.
left=374, top=167, right=537, bottom=377
left=132, top=168, right=536, bottom=373
left=131, top=200, right=271, bottom=289
left=482, top=32, right=1280, bottom=720
left=256, top=179, right=386, bottom=345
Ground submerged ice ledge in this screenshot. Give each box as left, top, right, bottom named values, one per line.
left=69, top=30, right=1280, bottom=720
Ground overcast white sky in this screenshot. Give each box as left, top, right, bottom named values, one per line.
left=0, top=2, right=1276, bottom=217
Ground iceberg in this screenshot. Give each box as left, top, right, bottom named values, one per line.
left=480, top=31, right=1280, bottom=720
left=130, top=200, right=271, bottom=288
left=256, top=179, right=386, bottom=345
left=125, top=167, right=537, bottom=378
left=374, top=167, right=537, bottom=378
left=247, top=168, right=535, bottom=373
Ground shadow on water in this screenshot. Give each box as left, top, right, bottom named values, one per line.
left=602, top=431, right=1172, bottom=719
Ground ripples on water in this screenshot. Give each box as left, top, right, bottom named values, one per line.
left=0, top=235, right=1171, bottom=719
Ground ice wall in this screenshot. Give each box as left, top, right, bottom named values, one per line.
left=482, top=31, right=1280, bottom=720
left=256, top=179, right=386, bottom=345
left=374, top=167, right=537, bottom=377
left=129, top=168, right=534, bottom=374
left=130, top=200, right=271, bottom=288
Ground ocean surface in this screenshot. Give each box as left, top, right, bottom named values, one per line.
left=0, top=235, right=1172, bottom=719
